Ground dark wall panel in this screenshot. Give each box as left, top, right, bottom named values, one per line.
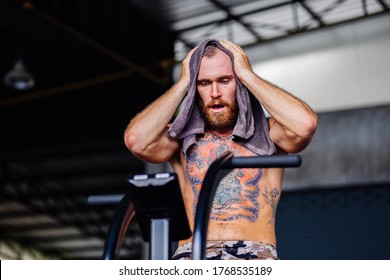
left=276, top=184, right=390, bottom=259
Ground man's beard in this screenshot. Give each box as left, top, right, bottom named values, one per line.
left=198, top=97, right=238, bottom=130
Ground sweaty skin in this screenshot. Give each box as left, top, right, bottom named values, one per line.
left=186, top=133, right=261, bottom=222
left=124, top=39, right=317, bottom=249
left=170, top=132, right=285, bottom=247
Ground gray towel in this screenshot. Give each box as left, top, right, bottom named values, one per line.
left=168, top=39, right=276, bottom=157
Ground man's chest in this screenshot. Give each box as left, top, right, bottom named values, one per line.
left=184, top=133, right=263, bottom=222
left=185, top=133, right=262, bottom=190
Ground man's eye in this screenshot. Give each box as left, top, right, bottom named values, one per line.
left=199, top=81, right=209, bottom=86
left=220, top=79, right=229, bottom=84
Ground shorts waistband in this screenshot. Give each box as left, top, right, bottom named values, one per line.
left=172, top=240, right=278, bottom=260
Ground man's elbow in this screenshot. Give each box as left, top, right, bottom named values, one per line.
left=302, top=112, right=318, bottom=139
left=283, top=114, right=318, bottom=154
left=124, top=128, right=175, bottom=163
left=293, top=114, right=318, bottom=153
left=124, top=128, right=144, bottom=156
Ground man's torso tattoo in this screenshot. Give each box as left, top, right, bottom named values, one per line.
left=186, top=132, right=262, bottom=222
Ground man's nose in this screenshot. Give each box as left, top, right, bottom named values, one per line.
left=211, top=82, right=222, bottom=98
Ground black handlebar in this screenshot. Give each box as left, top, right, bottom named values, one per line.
left=102, top=193, right=135, bottom=260
left=223, top=154, right=302, bottom=169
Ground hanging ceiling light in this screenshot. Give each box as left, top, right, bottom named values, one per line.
left=3, top=59, right=35, bottom=90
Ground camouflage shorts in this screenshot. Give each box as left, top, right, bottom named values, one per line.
left=171, top=241, right=278, bottom=260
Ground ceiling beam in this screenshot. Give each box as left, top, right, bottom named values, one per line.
left=296, top=0, right=325, bottom=26
left=175, top=1, right=292, bottom=33
left=374, top=0, right=389, bottom=10
left=208, top=0, right=262, bottom=41
left=239, top=10, right=389, bottom=49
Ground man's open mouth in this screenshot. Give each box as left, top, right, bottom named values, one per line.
left=210, top=104, right=225, bottom=113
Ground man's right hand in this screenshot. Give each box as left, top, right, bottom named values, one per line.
left=179, top=46, right=197, bottom=85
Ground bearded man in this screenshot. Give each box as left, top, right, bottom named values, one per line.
left=124, top=39, right=317, bottom=260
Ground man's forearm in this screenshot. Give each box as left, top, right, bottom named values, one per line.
left=124, top=79, right=188, bottom=154
left=240, top=71, right=317, bottom=154
left=245, top=73, right=316, bottom=136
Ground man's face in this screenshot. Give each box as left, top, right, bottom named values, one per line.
left=197, top=49, right=238, bottom=130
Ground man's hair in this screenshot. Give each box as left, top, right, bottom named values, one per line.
left=203, top=44, right=219, bottom=58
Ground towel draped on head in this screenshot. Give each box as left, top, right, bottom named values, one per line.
left=168, top=38, right=276, bottom=158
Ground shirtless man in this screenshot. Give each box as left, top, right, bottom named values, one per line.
left=124, top=39, right=317, bottom=259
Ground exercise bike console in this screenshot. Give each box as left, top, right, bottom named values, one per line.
left=128, top=173, right=191, bottom=259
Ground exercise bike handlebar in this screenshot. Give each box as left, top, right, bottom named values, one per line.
left=191, top=152, right=302, bottom=260
left=223, top=154, right=302, bottom=169
left=102, top=193, right=135, bottom=260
